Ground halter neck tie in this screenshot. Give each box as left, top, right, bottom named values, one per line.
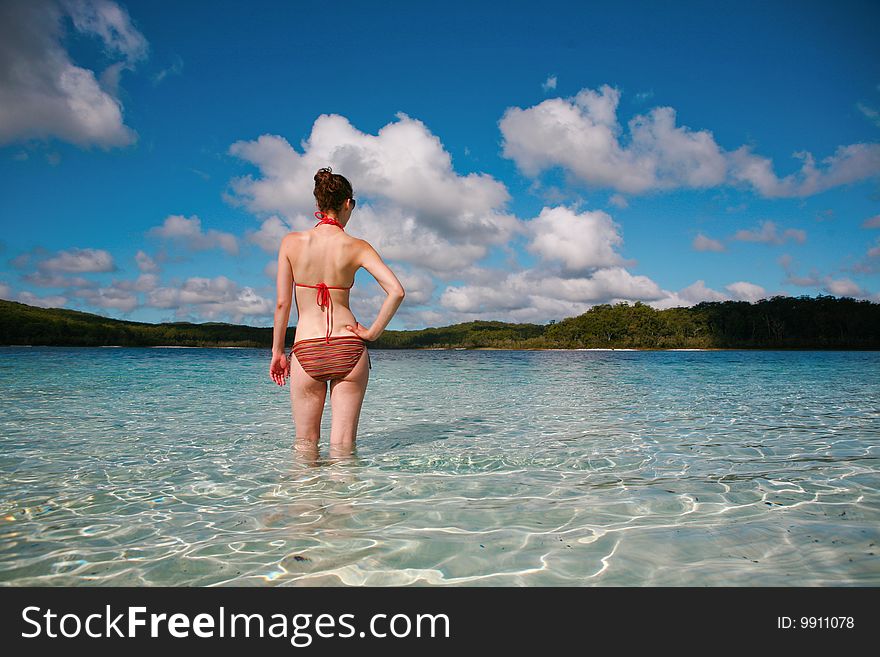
left=314, top=211, right=345, bottom=230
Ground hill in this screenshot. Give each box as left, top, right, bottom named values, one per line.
left=1, top=295, right=878, bottom=349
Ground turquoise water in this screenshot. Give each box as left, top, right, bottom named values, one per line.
left=0, top=346, right=878, bottom=586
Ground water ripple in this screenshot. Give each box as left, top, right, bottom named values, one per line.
left=1, top=346, right=878, bottom=586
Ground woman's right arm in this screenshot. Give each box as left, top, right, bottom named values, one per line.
left=347, top=240, right=405, bottom=341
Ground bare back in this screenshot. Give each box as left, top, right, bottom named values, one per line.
left=283, top=226, right=364, bottom=342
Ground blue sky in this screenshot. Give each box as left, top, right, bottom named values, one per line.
left=1, top=0, right=879, bottom=329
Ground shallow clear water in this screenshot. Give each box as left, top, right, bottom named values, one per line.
left=0, top=346, right=878, bottom=586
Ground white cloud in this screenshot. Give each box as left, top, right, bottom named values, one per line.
left=148, top=215, right=239, bottom=255
left=263, top=259, right=278, bottom=280
left=226, top=112, right=520, bottom=248
left=0, top=0, right=147, bottom=148
left=730, top=220, right=806, bottom=245
left=147, top=275, right=273, bottom=322
left=499, top=83, right=880, bottom=198
left=824, top=277, right=862, bottom=297
left=135, top=249, right=159, bottom=272
left=693, top=233, right=726, bottom=252
left=356, top=205, right=496, bottom=276
left=727, top=143, right=880, bottom=198
left=672, top=279, right=730, bottom=304
left=247, top=215, right=294, bottom=254
left=0, top=281, right=12, bottom=299
left=647, top=278, right=771, bottom=311
left=429, top=201, right=780, bottom=322
left=114, top=273, right=158, bottom=292
left=725, top=281, right=767, bottom=302
left=61, top=0, right=148, bottom=62
left=500, top=84, right=727, bottom=194
left=524, top=206, right=630, bottom=273
left=71, top=284, right=137, bottom=312
left=16, top=291, right=68, bottom=308
left=440, top=266, right=664, bottom=316
left=394, top=267, right=435, bottom=305
left=541, top=75, right=557, bottom=92
left=21, top=271, right=98, bottom=288
left=39, top=247, right=116, bottom=272
left=779, top=253, right=823, bottom=287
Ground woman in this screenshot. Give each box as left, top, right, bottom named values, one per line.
left=269, top=167, right=405, bottom=452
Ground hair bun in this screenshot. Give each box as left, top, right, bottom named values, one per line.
left=313, top=166, right=353, bottom=213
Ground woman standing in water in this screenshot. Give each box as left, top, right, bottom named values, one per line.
left=269, top=167, right=405, bottom=453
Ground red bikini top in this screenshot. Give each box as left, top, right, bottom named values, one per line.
left=294, top=211, right=354, bottom=343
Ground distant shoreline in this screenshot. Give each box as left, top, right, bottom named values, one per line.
left=4, top=297, right=879, bottom=351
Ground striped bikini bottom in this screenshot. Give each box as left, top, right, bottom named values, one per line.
left=289, top=336, right=372, bottom=383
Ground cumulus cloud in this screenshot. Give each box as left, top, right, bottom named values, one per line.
left=421, top=200, right=787, bottom=322
left=39, top=247, right=116, bottom=272
left=147, top=275, right=273, bottom=323
left=693, top=233, right=726, bottom=252
left=847, top=237, right=880, bottom=275
left=3, top=279, right=72, bottom=308
left=247, top=215, right=294, bottom=254
left=500, top=84, right=727, bottom=194
left=0, top=0, right=147, bottom=148
left=824, top=277, right=863, bottom=297
left=147, top=215, right=239, bottom=255
left=725, top=281, right=767, bottom=302
left=524, top=206, right=631, bottom=273
left=16, top=291, right=67, bottom=308
left=22, top=271, right=98, bottom=288
left=114, top=273, right=158, bottom=292
left=646, top=280, right=731, bottom=310
left=779, top=253, right=823, bottom=287
left=727, top=144, right=880, bottom=198
left=780, top=252, right=880, bottom=295
left=541, top=75, right=557, bottom=92
left=135, top=249, right=159, bottom=272
left=499, top=83, right=880, bottom=198
left=71, top=284, right=137, bottom=312
left=394, top=267, right=436, bottom=306
left=730, top=220, right=806, bottom=245
left=226, top=112, right=520, bottom=257
left=354, top=205, right=499, bottom=276
left=436, top=266, right=668, bottom=323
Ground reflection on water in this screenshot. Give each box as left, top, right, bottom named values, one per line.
left=0, top=346, right=878, bottom=586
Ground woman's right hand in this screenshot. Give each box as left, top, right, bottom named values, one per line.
left=269, top=351, right=289, bottom=386
left=345, top=322, right=376, bottom=341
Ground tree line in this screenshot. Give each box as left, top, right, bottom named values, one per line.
left=1, top=295, right=878, bottom=350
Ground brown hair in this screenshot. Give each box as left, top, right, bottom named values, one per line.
left=313, top=166, right=354, bottom=213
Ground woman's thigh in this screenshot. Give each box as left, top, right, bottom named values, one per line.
left=328, top=347, right=370, bottom=445
left=289, top=350, right=327, bottom=441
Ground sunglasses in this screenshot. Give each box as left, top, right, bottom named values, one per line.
left=349, top=198, right=356, bottom=209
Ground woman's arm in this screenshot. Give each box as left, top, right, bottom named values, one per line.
left=346, top=240, right=405, bottom=341
left=272, top=235, right=294, bottom=355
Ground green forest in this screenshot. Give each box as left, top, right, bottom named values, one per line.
left=1, top=295, right=878, bottom=350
